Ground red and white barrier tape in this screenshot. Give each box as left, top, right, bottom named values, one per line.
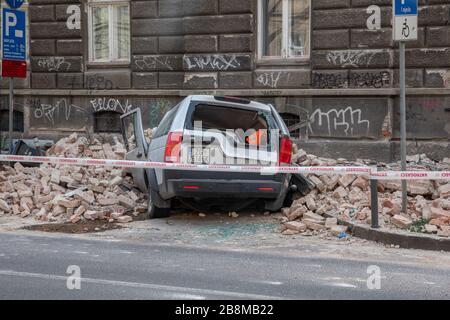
left=1, top=154, right=449, bottom=180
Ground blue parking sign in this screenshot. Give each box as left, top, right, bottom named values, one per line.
left=394, top=0, right=418, bottom=16
left=2, top=8, right=26, bottom=61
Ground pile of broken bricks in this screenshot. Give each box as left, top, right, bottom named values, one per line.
left=280, top=147, right=450, bottom=238
left=0, top=133, right=147, bottom=224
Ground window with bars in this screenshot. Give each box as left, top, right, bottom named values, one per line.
left=0, top=110, right=24, bottom=132
left=258, top=0, right=310, bottom=60
left=93, top=111, right=121, bottom=133
left=88, top=1, right=130, bottom=63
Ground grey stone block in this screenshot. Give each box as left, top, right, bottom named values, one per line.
left=312, top=70, right=349, bottom=89
left=184, top=15, right=252, bottom=34
left=219, top=34, right=253, bottom=53
left=313, top=49, right=392, bottom=69
left=159, top=37, right=185, bottom=54
left=159, top=0, right=184, bottom=17
left=31, top=56, right=82, bottom=72
left=219, top=0, right=252, bottom=14
left=30, top=5, right=55, bottom=22
left=348, top=70, right=392, bottom=88
left=219, top=72, right=252, bottom=89
left=132, top=55, right=183, bottom=72
left=313, top=29, right=350, bottom=49
left=132, top=18, right=183, bottom=36
left=84, top=70, right=131, bottom=90
left=57, top=73, right=83, bottom=89
left=159, top=72, right=184, bottom=89
left=254, top=70, right=310, bottom=89
left=32, top=73, right=57, bottom=89
left=56, top=39, right=83, bottom=56
left=183, top=72, right=218, bottom=89
left=185, top=35, right=217, bottom=53
left=30, top=22, right=81, bottom=39
left=393, top=69, right=424, bottom=88
left=132, top=37, right=158, bottom=55
left=131, top=1, right=158, bottom=19
left=132, top=72, right=158, bottom=89
left=183, top=0, right=218, bottom=16
left=31, top=40, right=56, bottom=56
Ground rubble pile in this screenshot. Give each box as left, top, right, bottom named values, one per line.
left=0, top=133, right=147, bottom=224
left=280, top=148, right=450, bottom=238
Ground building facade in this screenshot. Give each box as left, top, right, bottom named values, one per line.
left=0, top=0, right=449, bottom=161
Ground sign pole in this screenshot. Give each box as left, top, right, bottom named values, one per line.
left=8, top=77, right=14, bottom=154
left=393, top=0, right=418, bottom=214
left=2, top=3, right=27, bottom=155
left=399, top=41, right=407, bottom=213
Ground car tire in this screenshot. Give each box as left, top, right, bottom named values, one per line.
left=147, top=189, right=170, bottom=219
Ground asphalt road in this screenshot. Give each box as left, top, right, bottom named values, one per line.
left=0, top=232, right=449, bottom=300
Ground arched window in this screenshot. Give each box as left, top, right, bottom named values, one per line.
left=279, top=112, right=301, bottom=139
left=0, top=110, right=24, bottom=132
left=93, top=111, right=121, bottom=133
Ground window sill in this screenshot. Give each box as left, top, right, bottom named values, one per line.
left=86, top=61, right=130, bottom=69
left=255, top=58, right=310, bottom=67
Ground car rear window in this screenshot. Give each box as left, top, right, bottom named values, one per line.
left=189, top=104, right=274, bottom=131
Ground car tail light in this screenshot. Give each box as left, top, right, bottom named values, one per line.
left=183, top=185, right=200, bottom=190
left=279, top=136, right=292, bottom=164
left=257, top=187, right=274, bottom=191
left=165, top=132, right=183, bottom=163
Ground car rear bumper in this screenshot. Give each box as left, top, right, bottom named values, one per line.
left=166, top=178, right=284, bottom=198
left=156, top=169, right=290, bottom=200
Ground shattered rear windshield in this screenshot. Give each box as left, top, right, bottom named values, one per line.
left=190, top=104, right=274, bottom=131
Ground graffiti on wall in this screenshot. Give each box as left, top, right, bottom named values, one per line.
left=256, top=72, right=283, bottom=89
left=29, top=98, right=87, bottom=126
left=86, top=75, right=115, bottom=90
left=326, top=50, right=382, bottom=68
left=90, top=98, right=133, bottom=114
left=37, top=57, right=71, bottom=72
left=312, top=71, right=391, bottom=89
left=308, top=106, right=371, bottom=137
left=183, top=55, right=241, bottom=71
left=134, top=56, right=175, bottom=71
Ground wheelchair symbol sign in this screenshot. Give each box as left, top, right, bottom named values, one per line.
left=393, top=0, right=418, bottom=41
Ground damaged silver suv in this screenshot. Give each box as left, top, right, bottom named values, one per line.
left=121, top=95, right=297, bottom=218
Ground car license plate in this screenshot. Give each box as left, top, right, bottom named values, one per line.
left=190, top=148, right=210, bottom=164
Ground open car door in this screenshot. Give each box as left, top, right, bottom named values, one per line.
left=120, top=108, right=149, bottom=193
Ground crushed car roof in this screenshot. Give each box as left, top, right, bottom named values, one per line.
left=189, top=95, right=272, bottom=112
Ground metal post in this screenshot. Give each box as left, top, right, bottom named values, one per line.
left=8, top=77, right=14, bottom=154
left=370, top=178, right=379, bottom=229
left=399, top=41, right=407, bottom=213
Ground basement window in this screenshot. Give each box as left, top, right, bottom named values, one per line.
left=88, top=0, right=130, bottom=63
left=94, top=111, right=121, bottom=133
left=279, top=112, right=301, bottom=139
left=0, top=110, right=24, bottom=132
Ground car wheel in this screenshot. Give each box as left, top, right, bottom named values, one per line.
left=282, top=191, right=294, bottom=208
left=147, top=189, right=170, bottom=219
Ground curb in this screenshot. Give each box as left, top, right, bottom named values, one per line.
left=324, top=213, right=450, bottom=252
